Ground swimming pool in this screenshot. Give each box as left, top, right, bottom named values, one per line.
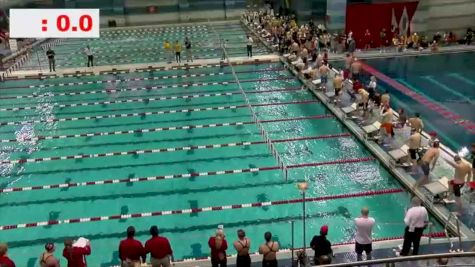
left=362, top=52, right=475, bottom=152
left=0, top=61, right=443, bottom=266
left=20, top=22, right=268, bottom=71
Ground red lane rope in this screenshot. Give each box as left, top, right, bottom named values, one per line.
left=0, top=157, right=374, bottom=194
left=0, top=187, right=401, bottom=231
left=1, top=114, right=334, bottom=143
left=0, top=133, right=352, bottom=165
left=0, top=87, right=301, bottom=112
left=361, top=62, right=475, bottom=134
left=0, top=99, right=318, bottom=126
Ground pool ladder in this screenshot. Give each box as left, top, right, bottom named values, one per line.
left=444, top=212, right=463, bottom=252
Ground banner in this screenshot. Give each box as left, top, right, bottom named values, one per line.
left=345, top=1, right=419, bottom=48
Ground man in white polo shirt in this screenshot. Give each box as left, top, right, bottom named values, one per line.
left=355, top=207, right=375, bottom=262
left=400, top=196, right=428, bottom=256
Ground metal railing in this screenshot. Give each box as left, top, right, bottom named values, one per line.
left=316, top=252, right=475, bottom=267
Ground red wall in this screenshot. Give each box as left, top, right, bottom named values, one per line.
left=345, top=1, right=419, bottom=48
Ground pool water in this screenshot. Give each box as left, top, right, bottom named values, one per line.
left=0, top=61, right=443, bottom=266
left=21, top=22, right=268, bottom=70
left=364, top=52, right=475, bottom=151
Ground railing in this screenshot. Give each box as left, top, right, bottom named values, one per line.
left=317, top=252, right=475, bottom=267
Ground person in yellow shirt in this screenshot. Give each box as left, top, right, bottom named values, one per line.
left=174, top=40, right=182, bottom=63
left=163, top=40, right=172, bottom=63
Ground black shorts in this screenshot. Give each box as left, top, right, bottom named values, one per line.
left=262, top=259, right=277, bottom=267
left=452, top=183, right=463, bottom=197
left=420, top=161, right=430, bottom=176
left=355, top=242, right=372, bottom=254
left=335, top=88, right=341, bottom=96
left=408, top=149, right=417, bottom=160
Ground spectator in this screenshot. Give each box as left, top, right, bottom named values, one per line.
left=379, top=28, right=388, bottom=53
left=354, top=207, right=375, bottom=262
left=119, top=226, right=146, bottom=267
left=145, top=225, right=173, bottom=267
left=46, top=47, right=55, bottom=72
left=233, top=229, right=251, bottom=267
left=310, top=225, right=332, bottom=265
left=0, top=243, right=15, bottom=267
left=400, top=197, right=428, bottom=256
left=363, top=29, right=371, bottom=50
left=39, top=243, right=60, bottom=267
left=258, top=232, right=279, bottom=267
left=465, top=28, right=473, bottom=45
left=208, top=229, right=228, bottom=267
left=63, top=239, right=91, bottom=267
left=367, top=76, right=377, bottom=102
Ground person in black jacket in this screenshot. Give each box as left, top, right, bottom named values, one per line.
left=310, top=225, right=333, bottom=265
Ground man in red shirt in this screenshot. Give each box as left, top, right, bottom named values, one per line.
left=63, top=239, right=91, bottom=267
left=145, top=225, right=174, bottom=267
left=119, top=226, right=146, bottom=267
left=0, top=243, right=16, bottom=267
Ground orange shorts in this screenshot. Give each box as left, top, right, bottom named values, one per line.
left=380, top=123, right=393, bottom=134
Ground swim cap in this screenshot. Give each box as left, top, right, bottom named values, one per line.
left=320, top=225, right=329, bottom=235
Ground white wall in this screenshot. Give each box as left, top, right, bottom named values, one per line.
left=412, top=0, right=475, bottom=36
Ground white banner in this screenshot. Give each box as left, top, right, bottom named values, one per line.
left=9, top=9, right=100, bottom=38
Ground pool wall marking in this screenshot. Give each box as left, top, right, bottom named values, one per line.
left=0, top=157, right=374, bottom=193
left=0, top=87, right=301, bottom=112
left=1, top=133, right=352, bottom=165
left=0, top=100, right=318, bottom=126
left=0, top=187, right=399, bottom=230
left=1, top=114, right=334, bottom=143
left=361, top=62, right=475, bottom=134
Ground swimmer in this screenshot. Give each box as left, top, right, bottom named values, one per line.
left=358, top=88, right=370, bottom=112
left=350, top=57, right=361, bottom=80
left=333, top=73, right=343, bottom=103
left=407, top=113, right=424, bottom=133
left=448, top=155, right=472, bottom=213
left=318, top=63, right=329, bottom=90
left=379, top=105, right=394, bottom=140
left=415, top=141, right=440, bottom=187
left=405, top=128, right=422, bottom=172
left=381, top=90, right=390, bottom=107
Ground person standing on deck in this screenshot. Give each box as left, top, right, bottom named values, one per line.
left=399, top=197, right=428, bottom=256
left=184, top=37, right=193, bottom=62
left=258, top=232, right=279, bottom=267
left=145, top=226, right=174, bottom=267
left=448, top=155, right=472, bottom=214
left=39, top=243, right=60, bottom=267
left=119, top=226, right=146, bottom=267
left=407, top=113, right=424, bottom=133
left=174, top=40, right=182, bottom=64
left=233, top=229, right=251, bottom=267
left=405, top=128, right=422, bottom=172
left=0, top=243, right=16, bottom=267
left=415, top=141, right=440, bottom=187
left=247, top=35, right=253, bottom=57
left=310, top=225, right=333, bottom=265
left=163, top=40, right=172, bottom=64
left=46, top=47, right=55, bottom=72
left=84, top=45, right=94, bottom=67
left=354, top=207, right=375, bottom=262
left=209, top=229, right=228, bottom=267
left=63, top=239, right=91, bottom=267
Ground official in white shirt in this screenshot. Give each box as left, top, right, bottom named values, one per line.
left=354, top=207, right=375, bottom=261
left=247, top=36, right=253, bottom=58
left=400, top=197, right=428, bottom=256
left=84, top=45, right=94, bottom=67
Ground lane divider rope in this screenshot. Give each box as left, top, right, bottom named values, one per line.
left=0, top=87, right=300, bottom=112
left=0, top=100, right=318, bottom=126
left=1, top=114, right=334, bottom=143
left=0, top=76, right=292, bottom=100
left=0, top=185, right=395, bottom=230
left=1, top=133, right=351, bottom=165
left=0, top=157, right=375, bottom=193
